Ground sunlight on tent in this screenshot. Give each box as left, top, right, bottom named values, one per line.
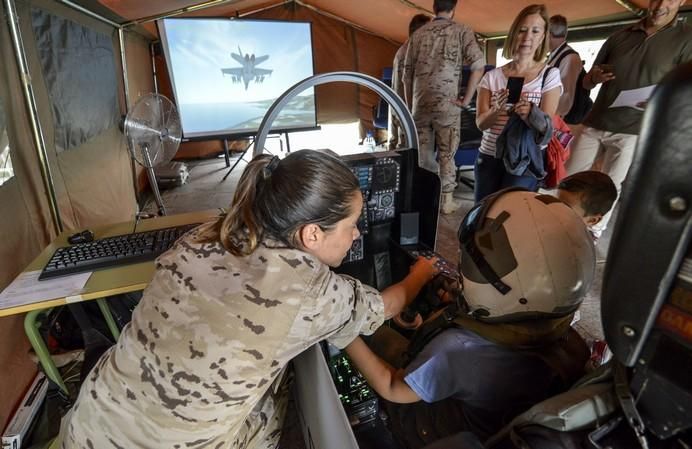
left=267, top=121, right=363, bottom=157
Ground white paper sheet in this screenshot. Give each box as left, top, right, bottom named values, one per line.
left=609, top=85, right=656, bottom=110
left=0, top=270, right=92, bottom=310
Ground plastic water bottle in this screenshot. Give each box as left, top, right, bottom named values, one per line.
left=365, top=131, right=376, bottom=152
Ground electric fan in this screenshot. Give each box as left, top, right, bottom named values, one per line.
left=124, top=93, right=182, bottom=216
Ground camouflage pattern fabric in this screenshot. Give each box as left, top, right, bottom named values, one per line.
left=402, top=18, right=484, bottom=192
left=389, top=41, right=409, bottom=150
left=416, top=124, right=460, bottom=193
left=59, top=229, right=384, bottom=449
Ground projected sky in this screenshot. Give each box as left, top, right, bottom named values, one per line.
left=159, top=18, right=316, bottom=138
left=164, top=19, right=314, bottom=104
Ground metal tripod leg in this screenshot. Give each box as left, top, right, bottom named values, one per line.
left=222, top=137, right=255, bottom=181
left=222, top=139, right=231, bottom=167
left=142, top=146, right=166, bottom=216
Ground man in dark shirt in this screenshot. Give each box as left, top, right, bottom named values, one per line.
left=566, top=0, right=692, bottom=239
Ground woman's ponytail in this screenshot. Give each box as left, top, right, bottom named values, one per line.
left=197, top=154, right=272, bottom=255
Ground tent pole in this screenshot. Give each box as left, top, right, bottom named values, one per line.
left=4, top=0, right=63, bottom=235
left=150, top=42, right=159, bottom=94
left=121, top=0, right=246, bottom=28
left=118, top=27, right=143, bottom=208
left=238, top=2, right=285, bottom=17
left=395, top=0, right=433, bottom=16
left=53, top=0, right=121, bottom=27
left=615, top=0, right=646, bottom=17
left=484, top=17, right=644, bottom=41
left=118, top=28, right=130, bottom=110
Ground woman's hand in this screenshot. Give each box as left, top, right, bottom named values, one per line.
left=381, top=256, right=439, bottom=318
left=514, top=96, right=533, bottom=122
left=491, top=89, right=509, bottom=113
left=410, top=256, right=439, bottom=282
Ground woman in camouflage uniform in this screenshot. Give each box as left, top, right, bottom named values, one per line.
left=58, top=150, right=436, bottom=449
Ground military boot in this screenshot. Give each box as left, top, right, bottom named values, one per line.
left=441, top=192, right=461, bottom=215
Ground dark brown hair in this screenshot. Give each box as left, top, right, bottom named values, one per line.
left=503, top=4, right=550, bottom=62
left=197, top=150, right=360, bottom=256
left=558, top=171, right=617, bottom=216
left=409, top=14, right=431, bottom=36
left=433, top=0, right=457, bottom=15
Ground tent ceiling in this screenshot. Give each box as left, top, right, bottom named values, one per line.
left=80, top=0, right=690, bottom=42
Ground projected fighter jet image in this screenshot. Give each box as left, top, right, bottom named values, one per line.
left=221, top=46, right=273, bottom=90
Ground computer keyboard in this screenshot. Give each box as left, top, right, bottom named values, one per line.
left=38, top=223, right=201, bottom=280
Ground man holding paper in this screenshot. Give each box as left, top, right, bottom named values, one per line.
left=566, top=0, right=692, bottom=239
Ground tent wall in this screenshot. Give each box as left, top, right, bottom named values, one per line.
left=19, top=0, right=136, bottom=229
left=0, top=0, right=149, bottom=428
left=0, top=1, right=46, bottom=421
left=162, top=2, right=399, bottom=158
left=122, top=30, right=157, bottom=192
left=249, top=3, right=400, bottom=126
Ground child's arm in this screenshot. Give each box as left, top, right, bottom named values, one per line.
left=381, top=257, right=437, bottom=319
left=344, top=337, right=421, bottom=403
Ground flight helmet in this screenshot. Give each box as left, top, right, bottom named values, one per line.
left=458, top=188, right=596, bottom=322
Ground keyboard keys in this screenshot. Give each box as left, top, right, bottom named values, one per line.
left=38, top=223, right=200, bottom=280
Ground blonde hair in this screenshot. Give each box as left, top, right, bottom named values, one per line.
left=503, top=4, right=550, bottom=62
left=196, top=150, right=360, bottom=256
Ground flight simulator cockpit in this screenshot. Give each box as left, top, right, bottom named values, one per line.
left=253, top=72, right=453, bottom=449
left=330, top=149, right=447, bottom=444
left=337, top=149, right=450, bottom=285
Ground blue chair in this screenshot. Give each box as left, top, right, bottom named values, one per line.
left=455, top=105, right=482, bottom=189
left=373, top=67, right=393, bottom=131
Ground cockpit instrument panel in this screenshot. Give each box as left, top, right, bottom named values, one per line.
left=371, top=159, right=400, bottom=194
left=344, top=156, right=401, bottom=263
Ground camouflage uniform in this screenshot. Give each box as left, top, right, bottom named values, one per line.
left=402, top=18, right=484, bottom=192
left=389, top=42, right=409, bottom=150
left=59, top=229, right=384, bottom=449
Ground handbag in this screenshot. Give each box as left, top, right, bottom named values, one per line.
left=544, top=115, right=572, bottom=188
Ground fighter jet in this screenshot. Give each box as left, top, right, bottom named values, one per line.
left=221, top=46, right=273, bottom=90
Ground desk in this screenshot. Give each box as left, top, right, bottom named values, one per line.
left=0, top=210, right=220, bottom=392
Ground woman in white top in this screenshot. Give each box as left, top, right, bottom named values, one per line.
left=474, top=4, right=562, bottom=203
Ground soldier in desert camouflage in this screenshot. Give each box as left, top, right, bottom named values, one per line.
left=58, top=150, right=437, bottom=449
left=402, top=0, right=485, bottom=214
left=389, top=14, right=431, bottom=150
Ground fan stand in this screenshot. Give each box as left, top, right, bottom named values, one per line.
left=141, top=143, right=167, bottom=216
